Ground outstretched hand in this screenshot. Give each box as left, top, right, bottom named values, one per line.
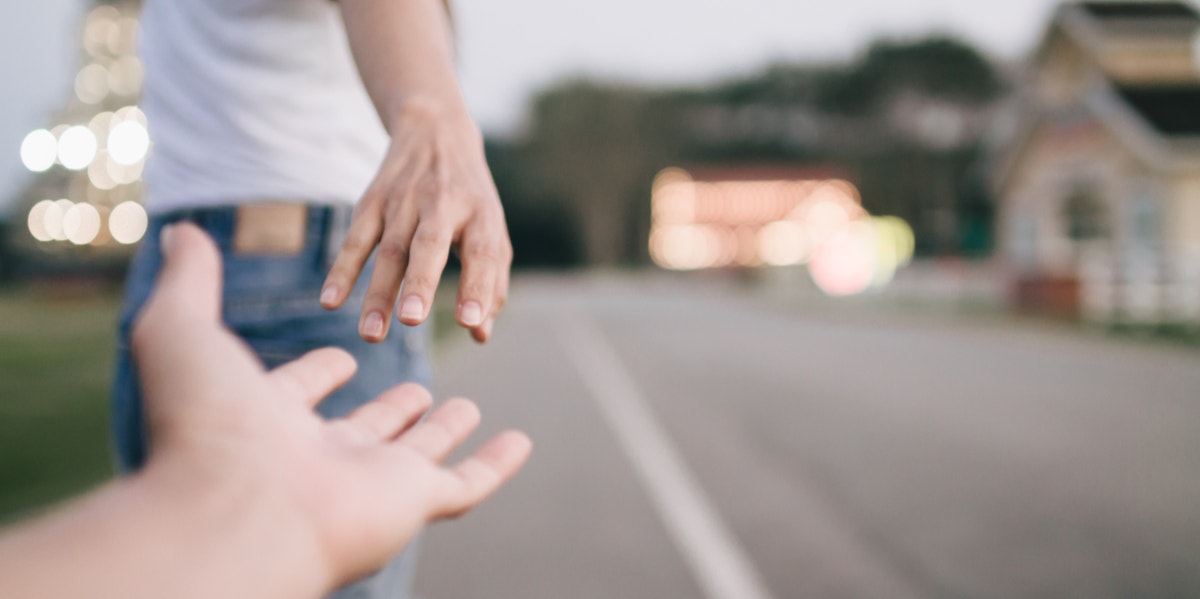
left=133, top=223, right=530, bottom=591
left=319, top=100, right=512, bottom=345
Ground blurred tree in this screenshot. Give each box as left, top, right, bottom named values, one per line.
left=485, top=140, right=584, bottom=268
left=817, top=36, right=1004, bottom=115
left=522, top=81, right=687, bottom=265
left=495, top=35, right=1008, bottom=266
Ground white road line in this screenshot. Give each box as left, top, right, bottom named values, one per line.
left=557, top=314, right=777, bottom=599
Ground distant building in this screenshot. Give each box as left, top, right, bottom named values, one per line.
left=990, top=1, right=1200, bottom=324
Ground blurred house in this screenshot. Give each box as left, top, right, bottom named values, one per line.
left=990, top=0, right=1200, bottom=324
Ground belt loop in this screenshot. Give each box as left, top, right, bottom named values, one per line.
left=323, top=203, right=353, bottom=270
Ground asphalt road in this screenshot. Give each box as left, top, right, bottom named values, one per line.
left=414, top=274, right=1200, bottom=599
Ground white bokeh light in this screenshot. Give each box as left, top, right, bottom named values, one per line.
left=88, top=152, right=118, bottom=190
left=108, top=56, right=144, bottom=97
left=109, top=201, right=148, bottom=245
left=64, top=203, right=103, bottom=245
left=106, top=155, right=145, bottom=185
left=27, top=200, right=55, bottom=242
left=58, top=126, right=98, bottom=171
left=114, top=105, right=148, bottom=127
left=21, top=130, right=58, bottom=172
left=758, top=220, right=810, bottom=266
left=43, top=200, right=76, bottom=241
left=108, top=120, right=150, bottom=165
left=75, top=63, right=110, bottom=104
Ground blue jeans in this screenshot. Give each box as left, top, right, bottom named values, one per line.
left=110, top=204, right=431, bottom=599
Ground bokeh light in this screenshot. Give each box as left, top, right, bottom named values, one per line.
left=84, top=5, right=120, bottom=58
left=869, top=217, right=917, bottom=289
left=758, top=220, right=809, bottom=266
left=27, top=200, right=55, bottom=242
left=108, top=56, right=144, bottom=97
left=63, top=203, right=102, bottom=245
left=57, top=126, right=98, bottom=171
left=75, top=63, right=110, bottom=104
left=802, top=197, right=853, bottom=248
left=649, top=167, right=916, bottom=296
left=108, top=120, right=150, bottom=165
left=109, top=201, right=148, bottom=245
left=106, top=155, right=145, bottom=185
left=20, top=129, right=58, bottom=172
left=88, top=111, right=115, bottom=139
left=41, top=199, right=75, bottom=241
left=810, top=222, right=877, bottom=297
left=114, top=105, right=148, bottom=127
left=88, top=151, right=118, bottom=190
left=651, top=225, right=723, bottom=271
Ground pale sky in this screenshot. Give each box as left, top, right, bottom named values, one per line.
left=1, top=0, right=1070, bottom=216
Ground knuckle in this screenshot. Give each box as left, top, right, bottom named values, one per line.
left=460, top=281, right=490, bottom=301
left=403, top=274, right=436, bottom=293
left=375, top=239, right=410, bottom=263
left=363, top=291, right=398, bottom=309
left=411, top=226, right=448, bottom=249
left=341, top=233, right=374, bottom=254
left=462, top=239, right=501, bottom=262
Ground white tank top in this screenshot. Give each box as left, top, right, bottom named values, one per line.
left=139, top=0, right=388, bottom=212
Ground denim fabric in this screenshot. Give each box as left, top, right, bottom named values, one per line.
left=110, top=204, right=431, bottom=599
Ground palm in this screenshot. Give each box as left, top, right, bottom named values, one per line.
left=132, top=224, right=530, bottom=587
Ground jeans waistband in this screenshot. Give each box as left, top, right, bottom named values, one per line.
left=149, top=203, right=354, bottom=265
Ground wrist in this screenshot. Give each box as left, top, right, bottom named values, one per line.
left=134, top=455, right=335, bottom=598
left=386, top=95, right=480, bottom=141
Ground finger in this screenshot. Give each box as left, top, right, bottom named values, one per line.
left=470, top=317, right=494, bottom=345
left=147, top=223, right=224, bottom=321
left=344, top=383, right=433, bottom=442
left=473, top=251, right=509, bottom=344
left=321, top=200, right=384, bottom=310
left=132, top=223, right=223, bottom=356
left=434, top=430, right=532, bottom=519
left=396, top=217, right=454, bottom=327
left=268, top=348, right=358, bottom=409
left=455, top=222, right=501, bottom=334
left=395, top=397, right=481, bottom=462
left=358, top=207, right=420, bottom=342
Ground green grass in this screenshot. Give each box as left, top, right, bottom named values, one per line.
left=0, top=288, right=121, bottom=523
left=0, top=281, right=463, bottom=526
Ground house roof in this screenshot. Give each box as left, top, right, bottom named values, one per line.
left=988, top=1, right=1200, bottom=191
left=1078, top=1, right=1199, bottom=21
left=1114, top=85, right=1200, bottom=136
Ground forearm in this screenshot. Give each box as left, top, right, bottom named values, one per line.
left=0, top=464, right=329, bottom=599
left=340, top=0, right=472, bottom=128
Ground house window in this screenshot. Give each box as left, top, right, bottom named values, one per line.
left=1062, top=188, right=1110, bottom=242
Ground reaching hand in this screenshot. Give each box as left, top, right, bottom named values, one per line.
left=133, top=223, right=531, bottom=591
left=319, top=100, right=512, bottom=345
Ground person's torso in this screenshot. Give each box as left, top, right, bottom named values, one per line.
left=139, top=0, right=388, bottom=212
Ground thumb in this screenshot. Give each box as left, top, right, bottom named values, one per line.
left=148, top=222, right=224, bottom=324
left=131, top=223, right=224, bottom=359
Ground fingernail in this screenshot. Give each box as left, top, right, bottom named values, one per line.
left=159, top=224, right=176, bottom=252
left=363, top=312, right=385, bottom=337
left=399, top=295, right=424, bottom=321
left=320, top=286, right=339, bottom=306
left=460, top=301, right=483, bottom=327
